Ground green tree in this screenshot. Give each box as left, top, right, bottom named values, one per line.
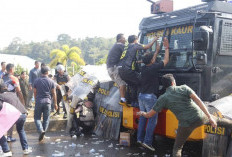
left=66, top=61, right=82, bottom=76
left=14, top=64, right=27, bottom=76
left=49, top=45, right=85, bottom=68
left=96, top=55, right=107, bottom=65
left=57, top=34, right=71, bottom=45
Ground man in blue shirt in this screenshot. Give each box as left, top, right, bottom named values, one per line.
left=33, top=66, right=57, bottom=142
left=0, top=62, right=6, bottom=79
left=28, top=61, right=40, bottom=108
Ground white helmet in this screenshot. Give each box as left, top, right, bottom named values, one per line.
left=56, top=64, right=65, bottom=72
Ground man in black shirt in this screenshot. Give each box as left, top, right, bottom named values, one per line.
left=53, top=64, right=70, bottom=118
left=118, top=35, right=158, bottom=106
left=137, top=38, right=169, bottom=151
left=107, top=34, right=127, bottom=104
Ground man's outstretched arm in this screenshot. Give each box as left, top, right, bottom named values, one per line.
left=137, top=109, right=157, bottom=118
left=190, top=93, right=217, bottom=128
left=143, top=36, right=158, bottom=50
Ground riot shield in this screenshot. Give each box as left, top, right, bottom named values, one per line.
left=94, top=81, right=122, bottom=140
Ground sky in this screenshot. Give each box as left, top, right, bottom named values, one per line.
left=0, top=0, right=202, bottom=49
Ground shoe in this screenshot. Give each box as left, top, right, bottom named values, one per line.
left=7, top=137, right=16, bottom=142
left=23, top=148, right=32, bottom=155
left=53, top=112, right=60, bottom=116
left=63, top=113, right=67, bottom=119
left=119, top=100, right=131, bottom=107
left=3, top=151, right=12, bottom=157
left=142, top=143, right=155, bottom=151
left=137, top=141, right=142, bottom=144
left=39, top=131, right=45, bottom=142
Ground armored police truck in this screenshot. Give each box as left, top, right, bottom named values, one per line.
left=122, top=1, right=232, bottom=156
left=139, top=0, right=232, bottom=101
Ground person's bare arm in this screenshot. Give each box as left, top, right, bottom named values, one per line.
left=163, top=37, right=169, bottom=66
left=143, top=36, right=158, bottom=49
left=190, top=93, right=217, bottom=128
left=67, top=75, right=70, bottom=82
left=16, top=86, right=25, bottom=105
left=137, top=109, right=157, bottom=118
left=150, top=41, right=160, bottom=64
left=51, top=88, right=58, bottom=111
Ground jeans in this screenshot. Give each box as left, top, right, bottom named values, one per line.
left=16, top=114, right=28, bottom=150
left=137, top=93, right=158, bottom=145
left=7, top=126, right=13, bottom=137
left=34, top=103, right=51, bottom=133
left=0, top=114, right=28, bottom=151
left=0, top=136, right=10, bottom=153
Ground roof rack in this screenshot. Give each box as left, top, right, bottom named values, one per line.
left=140, top=1, right=232, bottom=31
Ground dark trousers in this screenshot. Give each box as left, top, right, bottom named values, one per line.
left=173, top=115, right=232, bottom=157
left=119, top=68, right=141, bottom=103
left=57, top=89, right=66, bottom=114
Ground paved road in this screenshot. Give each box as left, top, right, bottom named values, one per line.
left=3, top=131, right=202, bottom=157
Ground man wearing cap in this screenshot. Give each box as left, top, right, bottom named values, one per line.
left=33, top=66, right=57, bottom=142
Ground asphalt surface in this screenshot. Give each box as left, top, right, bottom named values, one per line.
left=3, top=131, right=202, bottom=157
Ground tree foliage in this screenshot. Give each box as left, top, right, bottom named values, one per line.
left=96, top=54, right=108, bottom=65
left=0, top=34, right=115, bottom=66
left=49, top=45, right=85, bottom=68
left=14, top=64, right=27, bottom=76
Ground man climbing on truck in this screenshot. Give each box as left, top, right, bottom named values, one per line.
left=137, top=74, right=232, bottom=156
left=118, top=35, right=158, bottom=106
left=137, top=37, right=169, bottom=151
left=106, top=34, right=127, bottom=105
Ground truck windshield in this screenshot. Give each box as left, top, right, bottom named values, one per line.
left=142, top=25, right=193, bottom=69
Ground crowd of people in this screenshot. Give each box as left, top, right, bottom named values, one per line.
left=1, top=33, right=232, bottom=157
left=0, top=61, right=71, bottom=156
left=106, top=33, right=232, bottom=157
left=107, top=33, right=170, bottom=151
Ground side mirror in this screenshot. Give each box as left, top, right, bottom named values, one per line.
left=193, top=26, right=213, bottom=51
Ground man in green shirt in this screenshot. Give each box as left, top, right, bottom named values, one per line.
left=137, top=74, right=232, bottom=157
left=19, top=71, right=29, bottom=108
